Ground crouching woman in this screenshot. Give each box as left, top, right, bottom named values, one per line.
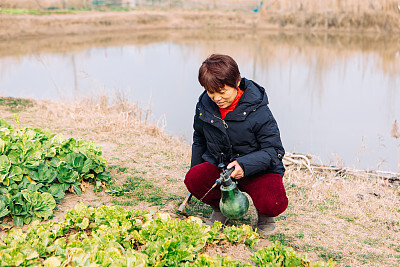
left=184, top=54, right=288, bottom=235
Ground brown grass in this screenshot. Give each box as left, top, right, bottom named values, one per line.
left=283, top=166, right=400, bottom=265
left=0, top=1, right=399, bottom=36
left=261, top=0, right=399, bottom=13
left=1, top=0, right=399, bottom=13
left=1, top=96, right=399, bottom=266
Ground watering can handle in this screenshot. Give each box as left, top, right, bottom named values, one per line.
left=225, top=167, right=235, bottom=177
left=215, top=167, right=235, bottom=185
left=217, top=163, right=235, bottom=179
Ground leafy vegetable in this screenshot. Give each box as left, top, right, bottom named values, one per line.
left=0, top=204, right=336, bottom=266
left=0, top=196, right=10, bottom=219
left=0, top=118, right=113, bottom=226
left=251, top=241, right=336, bottom=267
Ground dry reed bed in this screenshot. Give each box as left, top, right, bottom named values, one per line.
left=1, top=96, right=400, bottom=266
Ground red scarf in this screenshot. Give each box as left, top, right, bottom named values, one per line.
left=219, top=88, right=244, bottom=119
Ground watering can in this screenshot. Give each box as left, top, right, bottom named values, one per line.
left=217, top=163, right=249, bottom=220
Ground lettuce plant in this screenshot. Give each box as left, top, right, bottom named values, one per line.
left=0, top=204, right=336, bottom=266
left=0, top=118, right=113, bottom=226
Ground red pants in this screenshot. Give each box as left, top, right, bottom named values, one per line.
left=184, top=162, right=288, bottom=217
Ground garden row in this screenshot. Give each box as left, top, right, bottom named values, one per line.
left=1, top=204, right=336, bottom=266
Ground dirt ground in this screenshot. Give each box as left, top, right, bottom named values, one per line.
left=1, top=8, right=400, bottom=41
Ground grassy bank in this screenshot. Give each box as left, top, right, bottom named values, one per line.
left=0, top=1, right=399, bottom=40
left=0, top=96, right=399, bottom=266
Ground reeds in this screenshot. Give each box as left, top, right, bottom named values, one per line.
left=262, top=0, right=399, bottom=13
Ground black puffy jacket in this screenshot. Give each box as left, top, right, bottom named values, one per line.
left=191, top=78, right=285, bottom=177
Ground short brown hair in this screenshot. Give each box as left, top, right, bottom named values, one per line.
left=198, top=54, right=241, bottom=93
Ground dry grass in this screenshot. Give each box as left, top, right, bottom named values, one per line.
left=261, top=0, right=399, bottom=13
left=0, top=0, right=92, bottom=9
left=1, top=96, right=399, bottom=266
left=1, top=0, right=399, bottom=13
left=1, top=0, right=399, bottom=34
left=282, top=165, right=400, bottom=266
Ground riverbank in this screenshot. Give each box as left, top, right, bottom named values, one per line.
left=1, top=96, right=399, bottom=266
left=1, top=7, right=400, bottom=40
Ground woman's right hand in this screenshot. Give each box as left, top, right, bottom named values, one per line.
left=227, top=160, right=244, bottom=179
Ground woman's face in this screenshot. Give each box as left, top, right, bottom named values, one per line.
left=207, top=85, right=238, bottom=109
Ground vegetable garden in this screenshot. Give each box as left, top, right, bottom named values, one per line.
left=0, top=117, right=337, bottom=266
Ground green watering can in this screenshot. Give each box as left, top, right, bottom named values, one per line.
left=217, top=163, right=249, bottom=220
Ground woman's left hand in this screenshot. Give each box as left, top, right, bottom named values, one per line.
left=227, top=160, right=244, bottom=179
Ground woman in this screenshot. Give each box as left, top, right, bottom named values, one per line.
left=184, top=54, right=288, bottom=235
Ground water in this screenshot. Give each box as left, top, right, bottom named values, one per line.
left=1, top=30, right=399, bottom=172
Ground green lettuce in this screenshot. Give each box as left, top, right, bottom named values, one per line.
left=28, top=163, right=57, bottom=184
left=0, top=196, right=10, bottom=220
left=0, top=118, right=113, bottom=226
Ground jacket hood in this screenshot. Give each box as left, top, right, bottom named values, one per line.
left=197, top=78, right=269, bottom=120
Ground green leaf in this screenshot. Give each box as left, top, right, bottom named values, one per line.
left=23, top=191, right=56, bottom=220
left=28, top=163, right=57, bottom=184
left=23, top=150, right=42, bottom=169
left=0, top=199, right=10, bottom=219
left=9, top=192, right=28, bottom=217
left=0, top=187, right=8, bottom=194
left=57, top=163, right=80, bottom=184
left=96, top=171, right=113, bottom=183
left=0, top=155, right=11, bottom=183
left=26, top=183, right=43, bottom=192
left=93, top=165, right=104, bottom=174
left=66, top=153, right=83, bottom=169
left=44, top=184, right=66, bottom=201
left=81, top=158, right=93, bottom=173
left=49, top=156, right=62, bottom=168
left=75, top=217, right=89, bottom=229
left=7, top=165, right=23, bottom=182
left=7, top=149, right=23, bottom=165
left=0, top=139, right=7, bottom=154
left=72, top=184, right=81, bottom=196
left=13, top=216, right=24, bottom=227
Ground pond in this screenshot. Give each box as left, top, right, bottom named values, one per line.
left=0, top=30, right=399, bottom=172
